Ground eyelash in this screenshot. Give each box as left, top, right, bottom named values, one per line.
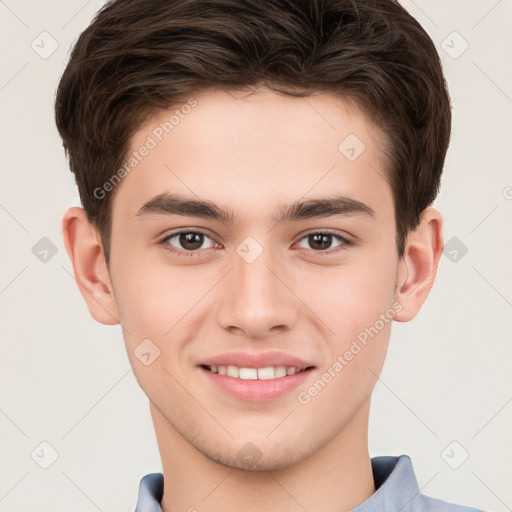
left=159, top=228, right=354, bottom=257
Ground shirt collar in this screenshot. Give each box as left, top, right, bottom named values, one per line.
left=134, top=454, right=420, bottom=512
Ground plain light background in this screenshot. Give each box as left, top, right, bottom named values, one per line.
left=1, top=0, right=511, bottom=511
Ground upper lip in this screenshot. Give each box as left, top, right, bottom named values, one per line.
left=199, top=351, right=316, bottom=370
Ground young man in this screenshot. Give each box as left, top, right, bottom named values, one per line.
left=55, top=0, right=485, bottom=510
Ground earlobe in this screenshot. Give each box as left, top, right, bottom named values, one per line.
left=62, top=207, right=120, bottom=325
left=394, top=207, right=444, bottom=322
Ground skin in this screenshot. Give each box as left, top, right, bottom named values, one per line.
left=62, top=87, right=443, bottom=512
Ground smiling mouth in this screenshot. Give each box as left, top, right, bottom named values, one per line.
left=200, top=364, right=315, bottom=380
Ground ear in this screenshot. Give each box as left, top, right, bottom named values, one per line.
left=394, top=207, right=444, bottom=322
left=62, top=207, right=120, bottom=325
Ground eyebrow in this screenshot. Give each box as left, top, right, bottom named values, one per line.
left=135, top=192, right=374, bottom=224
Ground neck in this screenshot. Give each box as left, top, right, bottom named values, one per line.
left=152, top=398, right=376, bottom=512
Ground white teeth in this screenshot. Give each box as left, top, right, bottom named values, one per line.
left=257, top=367, right=275, bottom=380
left=226, top=365, right=239, bottom=378
left=239, top=367, right=258, bottom=380
left=274, top=366, right=287, bottom=378
left=207, top=364, right=304, bottom=380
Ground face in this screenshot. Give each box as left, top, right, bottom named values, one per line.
left=106, top=88, right=401, bottom=470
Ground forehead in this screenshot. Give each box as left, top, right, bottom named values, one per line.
left=113, top=88, right=392, bottom=222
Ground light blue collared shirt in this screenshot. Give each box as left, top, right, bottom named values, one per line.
left=134, top=454, right=485, bottom=511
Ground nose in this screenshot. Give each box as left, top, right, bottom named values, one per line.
left=216, top=247, right=299, bottom=340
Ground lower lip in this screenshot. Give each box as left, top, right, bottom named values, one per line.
left=200, top=367, right=314, bottom=402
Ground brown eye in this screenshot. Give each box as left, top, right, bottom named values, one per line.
left=162, top=230, right=216, bottom=254
left=308, top=233, right=334, bottom=250
left=296, top=231, right=351, bottom=252
left=178, top=232, right=204, bottom=250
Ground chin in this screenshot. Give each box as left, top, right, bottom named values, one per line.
left=200, top=438, right=315, bottom=472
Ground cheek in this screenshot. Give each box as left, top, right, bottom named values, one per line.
left=112, top=258, right=203, bottom=335
left=295, top=251, right=397, bottom=405
left=293, top=260, right=395, bottom=420
left=110, top=263, right=201, bottom=399
left=300, top=254, right=397, bottom=342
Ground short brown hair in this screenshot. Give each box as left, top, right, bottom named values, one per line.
left=55, top=0, right=451, bottom=266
